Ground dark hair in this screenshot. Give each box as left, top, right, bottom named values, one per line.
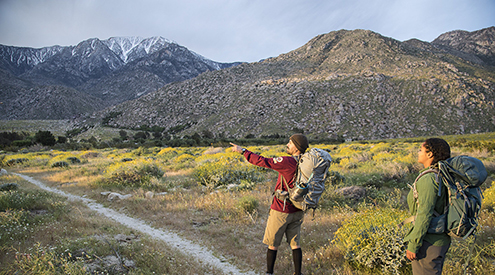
left=423, top=138, right=451, bottom=165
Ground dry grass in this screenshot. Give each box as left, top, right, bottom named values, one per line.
left=2, top=134, right=495, bottom=274
left=0, top=175, right=221, bottom=274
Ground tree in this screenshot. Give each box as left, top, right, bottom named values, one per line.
left=202, top=129, right=214, bottom=139
left=134, top=131, right=148, bottom=140
left=35, top=131, right=56, bottom=146
left=57, top=136, right=67, bottom=144
left=119, top=130, right=128, bottom=140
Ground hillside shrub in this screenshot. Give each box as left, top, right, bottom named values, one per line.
left=0, top=188, right=69, bottom=247
left=34, top=130, right=56, bottom=146
left=0, top=189, right=63, bottom=211
left=99, top=159, right=164, bottom=189
left=51, top=161, right=70, bottom=168
left=339, top=157, right=358, bottom=169
left=0, top=209, right=32, bottom=247
left=5, top=158, right=29, bottom=166
left=193, top=158, right=265, bottom=189
left=157, top=147, right=179, bottom=161
left=66, top=157, right=81, bottom=164
left=2, top=243, right=87, bottom=274
left=236, top=195, right=259, bottom=214
left=333, top=207, right=411, bottom=274
left=11, top=139, right=33, bottom=147
left=482, top=184, right=495, bottom=211
left=0, top=183, right=19, bottom=192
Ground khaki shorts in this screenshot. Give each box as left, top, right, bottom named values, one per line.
left=263, top=209, right=304, bottom=248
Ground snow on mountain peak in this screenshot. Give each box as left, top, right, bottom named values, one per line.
left=103, top=36, right=175, bottom=63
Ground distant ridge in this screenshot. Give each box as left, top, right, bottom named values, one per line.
left=78, top=28, right=495, bottom=140
left=1, top=28, right=494, bottom=141
left=0, top=36, right=241, bottom=119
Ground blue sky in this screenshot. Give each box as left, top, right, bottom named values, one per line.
left=0, top=0, right=493, bottom=62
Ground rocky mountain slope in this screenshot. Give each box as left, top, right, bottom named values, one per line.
left=0, top=37, right=240, bottom=119
left=432, top=27, right=495, bottom=66
left=82, top=27, right=495, bottom=140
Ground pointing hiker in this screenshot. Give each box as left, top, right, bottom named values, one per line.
left=230, top=133, right=309, bottom=275
left=404, top=138, right=452, bottom=274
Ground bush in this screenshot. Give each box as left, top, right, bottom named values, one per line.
left=11, top=139, right=33, bottom=147
left=333, top=207, right=411, bottom=274
left=66, top=157, right=81, bottom=164
left=51, top=161, right=70, bottom=168
left=5, top=158, right=29, bottom=166
left=482, top=184, right=495, bottom=211
left=99, top=160, right=164, bottom=189
left=0, top=189, right=62, bottom=211
left=0, top=183, right=19, bottom=192
left=35, top=130, right=56, bottom=146
left=2, top=244, right=87, bottom=274
left=193, top=157, right=265, bottom=189
left=236, top=195, right=259, bottom=214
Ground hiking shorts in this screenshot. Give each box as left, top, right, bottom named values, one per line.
left=263, top=209, right=304, bottom=248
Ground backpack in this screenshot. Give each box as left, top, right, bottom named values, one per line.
left=283, top=148, right=332, bottom=211
left=404, top=155, right=487, bottom=239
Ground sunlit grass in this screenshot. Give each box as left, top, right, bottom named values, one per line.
left=1, top=133, right=495, bottom=274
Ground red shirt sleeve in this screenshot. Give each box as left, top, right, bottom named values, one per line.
left=243, top=150, right=301, bottom=213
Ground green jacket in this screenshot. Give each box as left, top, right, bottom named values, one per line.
left=404, top=167, right=451, bottom=253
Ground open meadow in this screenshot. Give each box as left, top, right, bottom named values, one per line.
left=1, top=132, right=495, bottom=274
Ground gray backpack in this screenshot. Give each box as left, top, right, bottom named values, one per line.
left=284, top=148, right=332, bottom=211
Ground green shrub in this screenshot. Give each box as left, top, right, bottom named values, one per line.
left=193, top=158, right=265, bottom=188
left=0, top=183, right=19, bottom=192
left=0, top=190, right=69, bottom=247
left=3, top=244, right=87, bottom=274
left=236, top=195, right=259, bottom=214
left=35, top=130, right=56, bottom=146
left=5, top=158, right=29, bottom=166
left=327, top=170, right=346, bottom=186
left=51, top=161, right=70, bottom=168
left=0, top=189, right=63, bottom=211
left=66, top=157, right=81, bottom=164
left=99, top=160, right=164, bottom=189
left=0, top=209, right=33, bottom=247
left=346, top=173, right=384, bottom=188
left=482, top=184, right=495, bottom=211
left=333, top=207, right=411, bottom=274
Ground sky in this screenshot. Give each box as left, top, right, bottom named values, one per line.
left=0, top=0, right=494, bottom=63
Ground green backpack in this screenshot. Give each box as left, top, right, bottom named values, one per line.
left=405, top=155, right=487, bottom=239
left=439, top=156, right=487, bottom=238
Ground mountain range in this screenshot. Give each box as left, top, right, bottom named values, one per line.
left=1, top=27, right=494, bottom=140
left=0, top=36, right=240, bottom=120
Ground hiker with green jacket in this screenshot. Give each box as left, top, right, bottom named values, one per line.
left=404, top=138, right=452, bottom=274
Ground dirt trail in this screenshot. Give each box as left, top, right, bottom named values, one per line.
left=14, top=173, right=257, bottom=275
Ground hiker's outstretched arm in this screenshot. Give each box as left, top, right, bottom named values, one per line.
left=230, top=142, right=243, bottom=153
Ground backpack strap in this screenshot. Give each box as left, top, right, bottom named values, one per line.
left=400, top=168, right=440, bottom=227
left=409, top=168, right=439, bottom=200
